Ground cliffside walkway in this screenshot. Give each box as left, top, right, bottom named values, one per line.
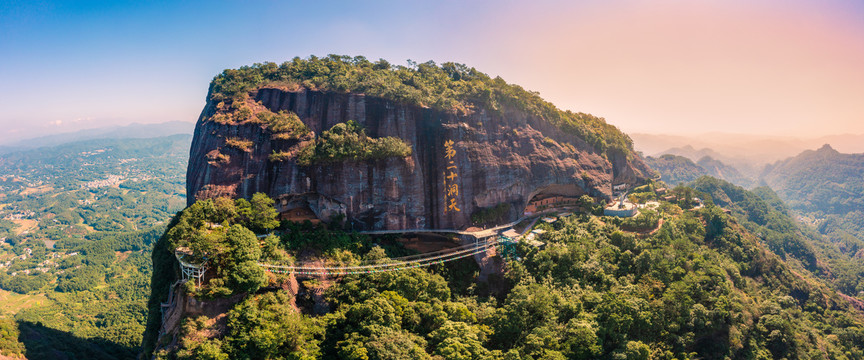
left=354, top=215, right=533, bottom=238
left=259, top=239, right=499, bottom=276
left=257, top=211, right=572, bottom=277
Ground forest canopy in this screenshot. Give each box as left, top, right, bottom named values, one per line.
left=146, top=184, right=864, bottom=360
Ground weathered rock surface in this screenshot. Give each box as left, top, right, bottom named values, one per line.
left=187, top=87, right=652, bottom=230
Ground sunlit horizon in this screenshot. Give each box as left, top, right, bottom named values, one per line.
left=1, top=0, right=862, bottom=143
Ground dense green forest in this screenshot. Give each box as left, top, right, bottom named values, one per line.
left=647, top=145, right=864, bottom=301
left=760, top=145, right=864, bottom=245
left=0, top=135, right=189, bottom=359
left=147, top=189, right=864, bottom=359
left=206, top=54, right=633, bottom=157
left=762, top=145, right=864, bottom=215
left=754, top=145, right=864, bottom=299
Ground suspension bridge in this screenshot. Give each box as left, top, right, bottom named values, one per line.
left=254, top=217, right=539, bottom=276
left=176, top=231, right=519, bottom=279
left=258, top=237, right=511, bottom=276
left=174, top=213, right=553, bottom=280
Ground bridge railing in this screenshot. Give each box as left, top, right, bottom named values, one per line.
left=260, top=242, right=495, bottom=276
left=258, top=238, right=499, bottom=276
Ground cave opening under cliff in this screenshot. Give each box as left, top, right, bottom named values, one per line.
left=522, top=185, right=588, bottom=216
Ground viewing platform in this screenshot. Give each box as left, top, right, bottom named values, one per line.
left=174, top=247, right=208, bottom=286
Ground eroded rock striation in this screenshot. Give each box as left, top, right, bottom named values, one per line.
left=187, top=86, right=652, bottom=230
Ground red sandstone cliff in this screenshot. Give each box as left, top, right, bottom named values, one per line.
left=187, top=86, right=652, bottom=230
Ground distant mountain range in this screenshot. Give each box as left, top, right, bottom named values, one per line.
left=643, top=154, right=755, bottom=188
left=0, top=121, right=194, bottom=153
left=631, top=132, right=864, bottom=166
left=634, top=132, right=864, bottom=193
left=647, top=143, right=864, bottom=266
left=762, top=144, right=864, bottom=215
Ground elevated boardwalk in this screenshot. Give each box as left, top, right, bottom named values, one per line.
left=174, top=248, right=207, bottom=286
left=259, top=213, right=562, bottom=277
left=259, top=239, right=497, bottom=276
left=357, top=216, right=530, bottom=238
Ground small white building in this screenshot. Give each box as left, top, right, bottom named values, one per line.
left=604, top=196, right=638, bottom=217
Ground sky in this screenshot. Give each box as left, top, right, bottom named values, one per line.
left=1, top=0, right=862, bottom=144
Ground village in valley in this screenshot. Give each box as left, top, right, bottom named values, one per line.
left=0, top=136, right=188, bottom=301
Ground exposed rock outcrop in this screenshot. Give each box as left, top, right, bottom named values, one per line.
left=187, top=87, right=652, bottom=230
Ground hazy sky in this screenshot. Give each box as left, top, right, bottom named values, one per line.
left=1, top=0, right=862, bottom=143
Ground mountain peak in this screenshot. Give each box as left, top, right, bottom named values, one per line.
left=817, top=143, right=837, bottom=153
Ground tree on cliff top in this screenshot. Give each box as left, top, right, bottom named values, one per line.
left=207, top=55, right=633, bottom=158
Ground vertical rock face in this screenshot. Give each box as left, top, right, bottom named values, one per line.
left=187, top=87, right=652, bottom=230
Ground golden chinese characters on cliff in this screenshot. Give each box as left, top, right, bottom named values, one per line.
left=442, top=139, right=460, bottom=213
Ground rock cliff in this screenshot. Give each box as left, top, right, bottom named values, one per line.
left=187, top=86, right=652, bottom=230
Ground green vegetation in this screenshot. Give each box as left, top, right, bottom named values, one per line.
left=646, top=154, right=754, bottom=189
left=668, top=185, right=704, bottom=210
left=0, top=319, right=24, bottom=358
left=618, top=208, right=660, bottom=231
left=628, top=182, right=659, bottom=204
left=760, top=146, right=864, bottom=269
left=758, top=146, right=864, bottom=299
left=224, top=137, right=254, bottom=152
left=644, top=154, right=707, bottom=186
left=0, top=136, right=189, bottom=358
left=471, top=203, right=512, bottom=225
left=690, top=177, right=821, bottom=272
left=206, top=150, right=230, bottom=164
left=689, top=175, right=864, bottom=300
left=297, top=120, right=412, bottom=166
left=149, top=182, right=864, bottom=359
left=268, top=150, right=291, bottom=162
left=162, top=194, right=280, bottom=297
left=210, top=102, right=310, bottom=142
left=509, top=208, right=864, bottom=359
left=255, top=110, right=309, bottom=140
left=172, top=292, right=321, bottom=360
left=762, top=145, right=864, bottom=215
left=644, top=147, right=864, bottom=302
left=207, top=55, right=633, bottom=157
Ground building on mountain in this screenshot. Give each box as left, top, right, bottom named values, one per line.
left=279, top=206, right=320, bottom=224
left=523, top=195, right=580, bottom=215
left=274, top=193, right=343, bottom=225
